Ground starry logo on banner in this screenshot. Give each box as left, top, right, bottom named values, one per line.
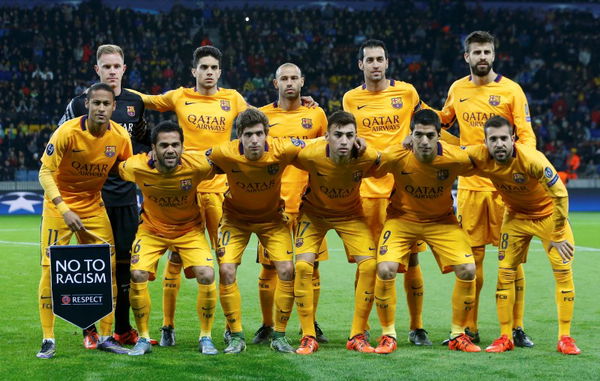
left=0, top=192, right=44, bottom=215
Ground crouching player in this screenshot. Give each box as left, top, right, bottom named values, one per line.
left=117, top=121, right=219, bottom=356
left=468, top=116, right=580, bottom=355
left=373, top=109, right=481, bottom=353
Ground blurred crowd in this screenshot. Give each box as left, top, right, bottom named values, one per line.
left=1, top=0, right=599, bottom=180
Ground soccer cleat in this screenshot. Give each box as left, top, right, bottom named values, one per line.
left=557, top=336, right=581, bottom=355
left=224, top=334, right=246, bottom=354
left=223, top=328, right=232, bottom=345
left=465, top=327, right=480, bottom=344
left=296, top=336, right=319, bottom=355
left=448, top=333, right=481, bottom=352
left=129, top=337, right=152, bottom=356
left=36, top=339, right=56, bottom=359
left=113, top=328, right=139, bottom=345
left=375, top=335, right=397, bottom=354
left=251, top=324, right=273, bottom=344
left=199, top=336, right=218, bottom=355
left=97, top=337, right=130, bottom=354
left=513, top=327, right=534, bottom=348
left=408, top=329, right=432, bottom=346
left=485, top=335, right=514, bottom=353
left=83, top=328, right=99, bottom=350
left=346, top=334, right=375, bottom=353
left=159, top=325, right=175, bottom=347
left=314, top=322, right=329, bottom=343
left=270, top=335, right=295, bottom=353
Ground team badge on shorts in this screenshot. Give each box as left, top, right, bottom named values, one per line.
left=267, top=164, right=280, bottom=175
left=220, top=100, right=231, bottom=111
left=498, top=251, right=505, bottom=260
left=295, top=237, right=304, bottom=248
left=437, top=169, right=449, bottom=181
left=489, top=95, right=501, bottom=106
left=391, top=97, right=403, bottom=109
left=105, top=146, right=116, bottom=158
left=216, top=247, right=225, bottom=258
left=46, top=143, right=55, bottom=156
left=131, top=255, right=140, bottom=264
left=353, top=170, right=363, bottom=182
left=180, top=179, right=192, bottom=190
left=513, top=173, right=526, bottom=184
left=127, top=106, right=136, bottom=117
left=301, top=118, right=313, bottom=129
left=379, top=245, right=388, bottom=255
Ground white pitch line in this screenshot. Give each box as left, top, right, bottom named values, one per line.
left=0, top=240, right=38, bottom=246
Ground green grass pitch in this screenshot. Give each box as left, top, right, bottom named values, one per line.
left=1, top=213, right=599, bottom=380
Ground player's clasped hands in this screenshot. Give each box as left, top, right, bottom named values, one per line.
left=550, top=240, right=575, bottom=261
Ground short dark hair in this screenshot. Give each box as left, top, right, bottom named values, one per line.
left=236, top=108, right=269, bottom=137
left=192, top=46, right=222, bottom=68
left=86, top=82, right=115, bottom=100
left=327, top=111, right=356, bottom=131
left=484, top=115, right=513, bottom=137
left=151, top=120, right=184, bottom=146
left=357, top=39, right=388, bottom=61
left=411, top=109, right=441, bottom=132
left=463, top=31, right=495, bottom=53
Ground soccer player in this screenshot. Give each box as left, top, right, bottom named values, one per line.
left=254, top=63, right=329, bottom=344
left=37, top=83, right=132, bottom=359
left=207, top=108, right=311, bottom=354
left=465, top=116, right=580, bottom=355
left=117, top=121, right=219, bottom=356
left=293, top=111, right=379, bottom=355
left=343, top=39, right=430, bottom=345
left=132, top=46, right=247, bottom=346
left=58, top=44, right=148, bottom=348
left=373, top=109, right=480, bottom=354
left=437, top=31, right=537, bottom=345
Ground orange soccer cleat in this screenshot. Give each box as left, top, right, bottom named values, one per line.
left=296, top=336, right=319, bottom=355
left=346, top=334, right=375, bottom=353
left=448, top=333, right=481, bottom=352
left=113, top=328, right=139, bottom=345
left=375, top=335, right=397, bottom=354
left=485, top=335, right=514, bottom=353
left=557, top=336, right=581, bottom=355
left=83, top=328, right=99, bottom=350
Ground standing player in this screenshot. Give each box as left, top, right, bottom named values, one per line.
left=117, top=121, right=219, bottom=356
left=372, top=110, right=480, bottom=354
left=132, top=46, right=247, bottom=346
left=58, top=44, right=148, bottom=348
left=466, top=117, right=579, bottom=355
left=343, top=39, right=430, bottom=345
left=253, top=63, right=329, bottom=344
left=437, top=31, right=537, bottom=345
left=37, top=83, right=132, bottom=359
left=293, top=111, right=379, bottom=355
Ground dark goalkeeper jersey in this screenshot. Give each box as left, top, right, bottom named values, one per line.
left=58, top=88, right=149, bottom=207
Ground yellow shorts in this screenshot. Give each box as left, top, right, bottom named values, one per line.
left=197, top=192, right=224, bottom=249
left=457, top=189, right=504, bottom=247
left=40, top=212, right=115, bottom=266
left=217, top=213, right=293, bottom=264
left=377, top=215, right=473, bottom=273
left=295, top=212, right=376, bottom=260
left=498, top=213, right=575, bottom=271
left=257, top=212, right=328, bottom=264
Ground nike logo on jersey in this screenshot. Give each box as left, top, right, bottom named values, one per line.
left=143, top=183, right=155, bottom=187
left=368, top=247, right=376, bottom=251
left=465, top=254, right=473, bottom=257
left=400, top=171, right=413, bottom=175
left=357, top=105, right=368, bottom=110
left=206, top=258, right=213, bottom=261
left=185, top=101, right=197, bottom=105
left=268, top=123, right=280, bottom=127
left=72, top=149, right=85, bottom=153
left=286, top=250, right=293, bottom=255
left=459, top=98, right=469, bottom=102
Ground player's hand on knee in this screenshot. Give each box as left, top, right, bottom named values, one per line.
left=550, top=240, right=574, bottom=261
left=63, top=211, right=84, bottom=232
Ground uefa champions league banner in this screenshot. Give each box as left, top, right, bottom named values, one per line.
left=49, top=244, right=113, bottom=329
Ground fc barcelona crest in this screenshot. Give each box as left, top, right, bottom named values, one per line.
left=105, top=146, right=116, bottom=158
left=379, top=245, right=388, bottom=255
left=295, top=237, right=304, bottom=248
left=353, top=170, right=363, bottom=182
left=127, top=106, right=136, bottom=117
left=180, top=178, right=193, bottom=190
left=220, top=100, right=231, bottom=111
left=301, top=118, right=313, bottom=129
left=437, top=169, right=449, bottom=181
left=513, top=173, right=526, bottom=184
left=267, top=164, right=280, bottom=175
left=488, top=95, right=501, bottom=106
left=391, top=97, right=403, bottom=109
left=216, top=247, right=225, bottom=258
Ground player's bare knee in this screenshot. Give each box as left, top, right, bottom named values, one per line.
left=377, top=262, right=397, bottom=280
left=454, top=263, right=476, bottom=280
left=194, top=266, right=215, bottom=284
left=131, top=270, right=149, bottom=283
left=219, top=263, right=237, bottom=284
left=169, top=251, right=182, bottom=264
left=274, top=261, right=294, bottom=281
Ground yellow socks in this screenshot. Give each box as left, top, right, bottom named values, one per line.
left=312, top=267, right=321, bottom=321
left=130, top=281, right=151, bottom=338
left=513, top=264, right=526, bottom=329
left=220, top=282, right=242, bottom=333
left=465, top=246, right=485, bottom=332
left=375, top=274, right=397, bottom=338
left=295, top=260, right=316, bottom=337
left=258, top=266, right=277, bottom=327
left=451, top=277, right=476, bottom=337
left=274, top=278, right=294, bottom=333
left=554, top=269, right=575, bottom=338
left=495, top=268, right=516, bottom=338
left=350, top=258, right=376, bottom=338
left=162, top=259, right=182, bottom=328
left=197, top=282, right=217, bottom=338
left=404, top=264, right=424, bottom=330
left=39, top=266, right=54, bottom=339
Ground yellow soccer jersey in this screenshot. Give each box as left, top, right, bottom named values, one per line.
left=118, top=152, right=215, bottom=239
left=259, top=102, right=328, bottom=213
left=207, top=136, right=305, bottom=221
left=466, top=144, right=568, bottom=241
left=376, top=142, right=473, bottom=222
left=293, top=140, right=379, bottom=218
left=343, top=79, right=422, bottom=198
left=132, top=87, right=247, bottom=193
left=41, top=116, right=132, bottom=217
left=438, top=75, right=536, bottom=191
